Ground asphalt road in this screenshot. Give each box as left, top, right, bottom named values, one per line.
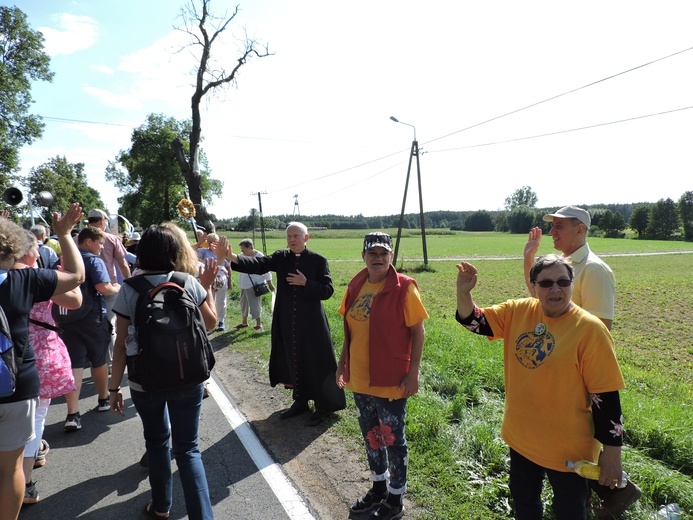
left=18, top=370, right=316, bottom=520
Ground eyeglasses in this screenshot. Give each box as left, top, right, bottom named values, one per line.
left=534, top=279, right=573, bottom=288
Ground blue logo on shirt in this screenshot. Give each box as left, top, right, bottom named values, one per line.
left=515, top=330, right=555, bottom=369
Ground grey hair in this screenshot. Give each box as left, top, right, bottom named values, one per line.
left=30, top=224, right=47, bottom=239
left=529, top=254, right=574, bottom=283
left=286, top=222, right=308, bottom=236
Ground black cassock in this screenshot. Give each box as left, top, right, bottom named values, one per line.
left=232, top=248, right=346, bottom=412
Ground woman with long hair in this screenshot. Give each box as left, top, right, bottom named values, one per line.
left=108, top=223, right=217, bottom=519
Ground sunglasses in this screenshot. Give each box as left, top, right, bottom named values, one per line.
left=534, top=279, right=573, bottom=288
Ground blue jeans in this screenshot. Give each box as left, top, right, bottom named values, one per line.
left=509, top=448, right=589, bottom=520
left=353, top=393, right=408, bottom=493
left=131, top=383, right=213, bottom=520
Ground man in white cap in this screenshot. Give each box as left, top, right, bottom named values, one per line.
left=523, top=205, right=641, bottom=517
left=87, top=209, right=130, bottom=362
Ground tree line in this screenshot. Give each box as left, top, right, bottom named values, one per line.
left=224, top=185, right=693, bottom=242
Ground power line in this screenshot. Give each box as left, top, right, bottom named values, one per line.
left=268, top=149, right=407, bottom=196
left=427, top=105, right=693, bottom=154
left=40, top=116, right=319, bottom=144
left=39, top=116, right=132, bottom=127
left=422, top=45, right=693, bottom=146
left=270, top=44, right=693, bottom=195
left=300, top=160, right=406, bottom=207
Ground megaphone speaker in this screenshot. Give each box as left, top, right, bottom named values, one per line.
left=2, top=188, right=23, bottom=206
left=35, top=191, right=54, bottom=206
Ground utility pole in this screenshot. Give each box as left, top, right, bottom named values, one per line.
left=390, top=116, right=428, bottom=266
left=251, top=191, right=268, bottom=255
left=292, top=194, right=300, bottom=217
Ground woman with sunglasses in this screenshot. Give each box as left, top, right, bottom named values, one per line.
left=455, top=254, right=625, bottom=520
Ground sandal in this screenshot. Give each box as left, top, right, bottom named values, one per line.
left=233, top=323, right=248, bottom=329
left=145, top=502, right=169, bottom=518
left=351, top=489, right=387, bottom=513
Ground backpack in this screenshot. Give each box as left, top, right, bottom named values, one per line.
left=125, top=272, right=215, bottom=392
left=51, top=253, right=99, bottom=324
left=0, top=272, right=19, bottom=397
left=36, top=244, right=58, bottom=270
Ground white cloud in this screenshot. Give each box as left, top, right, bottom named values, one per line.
left=90, top=64, right=114, bottom=75
left=39, top=14, right=99, bottom=56
left=82, top=85, right=141, bottom=111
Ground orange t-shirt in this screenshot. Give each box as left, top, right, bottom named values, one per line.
left=339, top=280, right=428, bottom=399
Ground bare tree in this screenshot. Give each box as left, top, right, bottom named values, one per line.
left=171, top=0, right=271, bottom=229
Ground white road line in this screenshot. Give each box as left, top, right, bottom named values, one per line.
left=206, top=377, right=316, bottom=520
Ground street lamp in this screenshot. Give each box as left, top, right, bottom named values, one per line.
left=389, top=116, right=428, bottom=266
left=389, top=116, right=417, bottom=141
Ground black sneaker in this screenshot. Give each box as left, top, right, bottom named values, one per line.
left=64, top=412, right=81, bottom=432
left=368, top=501, right=404, bottom=520
left=351, top=489, right=387, bottom=513
left=97, top=397, right=110, bottom=412
left=23, top=480, right=39, bottom=504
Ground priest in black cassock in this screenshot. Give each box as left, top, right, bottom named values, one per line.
left=225, top=222, right=346, bottom=426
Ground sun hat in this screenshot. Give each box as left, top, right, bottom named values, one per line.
left=363, top=232, right=393, bottom=252
left=88, top=208, right=109, bottom=220
left=543, top=205, right=591, bottom=228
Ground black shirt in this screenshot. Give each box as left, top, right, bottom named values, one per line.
left=0, top=268, right=57, bottom=403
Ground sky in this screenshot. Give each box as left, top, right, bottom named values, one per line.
left=8, top=0, right=693, bottom=220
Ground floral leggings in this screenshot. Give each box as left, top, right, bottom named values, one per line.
left=353, top=393, right=408, bottom=493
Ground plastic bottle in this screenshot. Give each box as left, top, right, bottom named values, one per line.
left=565, top=460, right=627, bottom=488
left=656, top=503, right=682, bottom=519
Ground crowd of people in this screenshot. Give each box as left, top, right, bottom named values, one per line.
left=0, top=203, right=641, bottom=520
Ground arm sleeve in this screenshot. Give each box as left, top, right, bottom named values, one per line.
left=455, top=306, right=494, bottom=336
left=591, top=390, right=623, bottom=446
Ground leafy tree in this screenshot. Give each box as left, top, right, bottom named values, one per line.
left=504, top=186, right=538, bottom=210
left=106, top=114, right=222, bottom=228
left=597, top=210, right=626, bottom=238
left=494, top=212, right=509, bottom=232
left=646, top=198, right=681, bottom=240
left=0, top=6, right=53, bottom=182
left=27, top=156, right=103, bottom=226
left=507, top=205, right=537, bottom=234
left=171, top=0, right=271, bottom=231
left=464, top=210, right=494, bottom=231
left=678, top=191, right=693, bottom=241
left=449, top=220, right=464, bottom=231
left=629, top=205, right=650, bottom=238
left=366, top=216, right=384, bottom=229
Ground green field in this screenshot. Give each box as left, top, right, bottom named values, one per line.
left=217, top=229, right=693, bottom=519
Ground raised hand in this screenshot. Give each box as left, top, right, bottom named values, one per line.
left=53, top=203, right=83, bottom=235
left=199, top=258, right=219, bottom=290
left=456, top=261, right=478, bottom=294
left=217, top=235, right=231, bottom=260
left=524, top=226, right=543, bottom=259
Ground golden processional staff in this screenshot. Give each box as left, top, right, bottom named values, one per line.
left=177, top=197, right=199, bottom=237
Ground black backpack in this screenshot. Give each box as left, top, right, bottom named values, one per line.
left=0, top=270, right=19, bottom=398
left=36, top=244, right=58, bottom=270
left=0, top=304, right=18, bottom=398
left=125, top=272, right=215, bottom=392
